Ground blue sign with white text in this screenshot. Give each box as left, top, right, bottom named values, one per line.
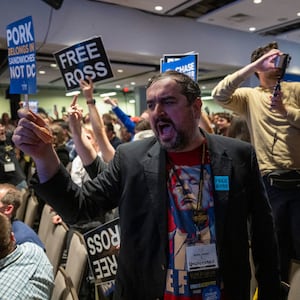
left=161, top=54, right=198, bottom=81
left=6, top=16, right=36, bottom=94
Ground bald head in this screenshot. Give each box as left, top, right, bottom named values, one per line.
left=0, top=184, right=22, bottom=219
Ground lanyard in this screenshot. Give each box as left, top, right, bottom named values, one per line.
left=193, top=142, right=207, bottom=226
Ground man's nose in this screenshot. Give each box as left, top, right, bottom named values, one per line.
left=154, top=103, right=166, bottom=116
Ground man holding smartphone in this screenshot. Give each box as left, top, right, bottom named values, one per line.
left=212, top=41, right=300, bottom=283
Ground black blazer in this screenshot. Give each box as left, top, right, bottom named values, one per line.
left=35, top=131, right=281, bottom=300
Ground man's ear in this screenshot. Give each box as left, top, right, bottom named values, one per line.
left=3, top=204, right=14, bottom=218
left=11, top=231, right=16, bottom=243
left=193, top=97, right=202, bottom=116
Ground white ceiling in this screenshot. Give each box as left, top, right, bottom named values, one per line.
left=96, top=0, right=300, bottom=41
left=1, top=0, right=300, bottom=94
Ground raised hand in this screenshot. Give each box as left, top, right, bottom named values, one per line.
left=67, top=95, right=84, bottom=137
left=80, top=77, right=94, bottom=101
left=12, top=108, right=60, bottom=182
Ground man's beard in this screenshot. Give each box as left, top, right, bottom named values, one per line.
left=157, top=129, right=190, bottom=152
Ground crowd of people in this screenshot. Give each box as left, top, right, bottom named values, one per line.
left=0, top=41, right=298, bottom=300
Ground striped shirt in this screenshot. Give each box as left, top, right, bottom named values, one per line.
left=0, top=242, right=54, bottom=299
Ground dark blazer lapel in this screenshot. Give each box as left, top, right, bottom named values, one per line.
left=142, top=141, right=168, bottom=239
left=206, top=133, right=232, bottom=248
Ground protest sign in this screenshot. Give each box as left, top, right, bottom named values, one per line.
left=54, top=36, right=113, bottom=91
left=161, top=52, right=199, bottom=81
left=6, top=16, right=36, bottom=94
left=84, top=218, right=120, bottom=299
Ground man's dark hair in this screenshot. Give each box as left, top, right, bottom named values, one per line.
left=218, top=112, right=232, bottom=123
left=146, top=70, right=201, bottom=105
left=105, top=122, right=115, bottom=133
left=251, top=41, right=278, bottom=63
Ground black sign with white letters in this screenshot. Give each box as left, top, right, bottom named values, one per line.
left=54, top=36, right=113, bottom=91
left=84, top=218, right=120, bottom=299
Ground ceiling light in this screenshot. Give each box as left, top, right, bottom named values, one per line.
left=154, top=6, right=163, bottom=11
left=128, top=99, right=136, bottom=104
left=201, top=96, right=213, bottom=101
left=130, top=82, right=136, bottom=85
left=100, top=92, right=117, bottom=97
left=253, top=0, right=262, bottom=4
left=39, top=70, right=46, bottom=74
left=297, top=12, right=300, bottom=17
left=249, top=27, right=256, bottom=32
left=66, top=91, right=80, bottom=96
left=115, top=85, right=121, bottom=89
left=50, top=63, right=57, bottom=68
left=117, top=69, right=123, bottom=73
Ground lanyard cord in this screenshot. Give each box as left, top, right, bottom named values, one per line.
left=193, top=142, right=208, bottom=226
left=196, top=142, right=205, bottom=212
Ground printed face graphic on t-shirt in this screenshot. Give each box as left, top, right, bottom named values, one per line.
left=169, top=166, right=199, bottom=211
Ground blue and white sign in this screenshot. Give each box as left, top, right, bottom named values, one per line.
left=6, top=16, right=36, bottom=94
left=161, top=53, right=198, bottom=81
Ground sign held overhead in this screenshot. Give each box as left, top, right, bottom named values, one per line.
left=54, top=36, right=113, bottom=91
left=161, top=52, right=199, bottom=82
left=6, top=16, right=36, bottom=95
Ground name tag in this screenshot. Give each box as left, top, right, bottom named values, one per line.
left=4, top=162, right=15, bottom=172
left=186, top=243, right=219, bottom=272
